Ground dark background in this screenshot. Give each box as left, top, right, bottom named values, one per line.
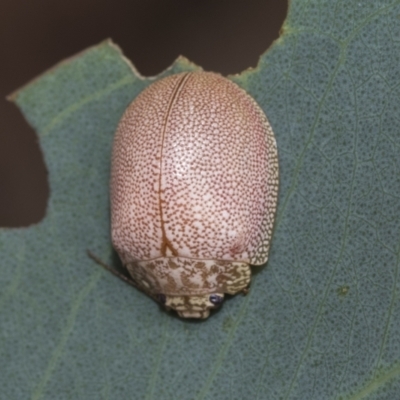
left=0, top=0, right=287, bottom=227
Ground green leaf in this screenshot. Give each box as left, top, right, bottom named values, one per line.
left=2, top=1, right=400, bottom=398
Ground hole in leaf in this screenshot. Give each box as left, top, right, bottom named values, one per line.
left=0, top=104, right=49, bottom=227
left=116, top=0, right=288, bottom=76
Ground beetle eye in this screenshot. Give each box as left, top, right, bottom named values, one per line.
left=209, top=294, right=224, bottom=306
left=156, top=294, right=166, bottom=304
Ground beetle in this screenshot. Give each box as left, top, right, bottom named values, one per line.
left=91, top=71, right=278, bottom=319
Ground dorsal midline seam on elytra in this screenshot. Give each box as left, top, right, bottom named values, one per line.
left=158, top=72, right=192, bottom=257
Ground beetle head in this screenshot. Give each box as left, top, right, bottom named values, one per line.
left=156, top=293, right=225, bottom=319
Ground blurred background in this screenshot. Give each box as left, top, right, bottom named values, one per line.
left=0, top=0, right=287, bottom=227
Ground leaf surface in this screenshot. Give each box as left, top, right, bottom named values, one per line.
left=2, top=2, right=400, bottom=399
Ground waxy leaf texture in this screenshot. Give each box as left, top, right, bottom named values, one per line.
left=2, top=1, right=400, bottom=399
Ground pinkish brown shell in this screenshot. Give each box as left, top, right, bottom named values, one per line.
left=111, top=71, right=278, bottom=319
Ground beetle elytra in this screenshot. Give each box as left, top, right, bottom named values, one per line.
left=105, top=71, right=278, bottom=319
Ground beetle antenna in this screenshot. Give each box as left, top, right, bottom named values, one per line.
left=86, top=249, right=139, bottom=289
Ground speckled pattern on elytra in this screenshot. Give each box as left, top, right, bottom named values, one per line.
left=110, top=71, right=279, bottom=318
